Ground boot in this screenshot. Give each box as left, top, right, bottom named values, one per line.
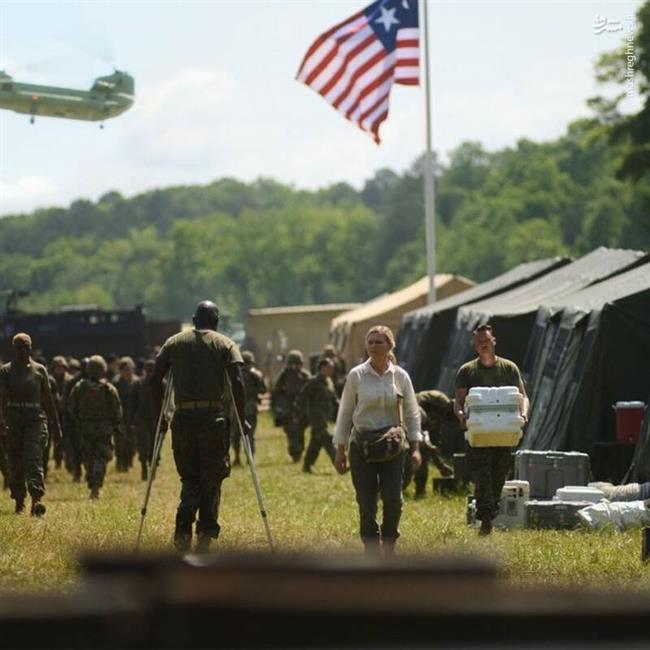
left=302, top=464, right=312, bottom=474
left=233, top=450, right=241, bottom=467
left=90, top=487, right=100, bottom=499
left=362, top=539, right=381, bottom=557
left=174, top=517, right=193, bottom=553
left=382, top=540, right=396, bottom=557
left=194, top=535, right=212, bottom=554
left=174, top=531, right=192, bottom=553
left=72, top=465, right=82, bottom=483
left=140, top=462, right=148, bottom=482
left=478, top=519, right=493, bottom=536
left=31, top=499, right=46, bottom=517
left=14, top=498, right=25, bottom=514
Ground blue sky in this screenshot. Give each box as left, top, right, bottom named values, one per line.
left=0, top=0, right=643, bottom=215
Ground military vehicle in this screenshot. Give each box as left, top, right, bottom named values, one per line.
left=0, top=290, right=180, bottom=361
left=0, top=69, right=134, bottom=123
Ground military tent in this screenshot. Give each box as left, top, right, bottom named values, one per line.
left=435, top=247, right=649, bottom=395
left=330, top=274, right=474, bottom=369
left=396, top=257, right=570, bottom=391
left=519, top=261, right=650, bottom=481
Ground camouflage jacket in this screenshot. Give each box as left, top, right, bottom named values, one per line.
left=68, top=378, right=123, bottom=431
left=242, top=366, right=266, bottom=416
left=272, top=367, right=310, bottom=415
left=295, top=375, right=338, bottom=429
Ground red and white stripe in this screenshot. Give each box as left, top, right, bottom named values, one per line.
left=297, top=13, right=419, bottom=143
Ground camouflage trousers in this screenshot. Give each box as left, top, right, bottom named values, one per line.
left=134, top=421, right=155, bottom=466
left=0, top=435, right=8, bottom=487
left=231, top=409, right=257, bottom=456
left=407, top=445, right=452, bottom=495
left=114, top=426, right=136, bottom=471
left=467, top=446, right=513, bottom=522
left=282, top=415, right=306, bottom=462
left=171, top=410, right=231, bottom=542
left=5, top=413, right=48, bottom=502
left=79, top=424, right=114, bottom=490
left=64, top=422, right=83, bottom=479
left=303, top=424, right=335, bottom=469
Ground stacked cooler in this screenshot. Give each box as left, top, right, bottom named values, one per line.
left=514, top=451, right=594, bottom=529
left=464, top=386, right=524, bottom=447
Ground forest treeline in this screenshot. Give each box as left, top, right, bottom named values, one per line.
left=0, top=3, right=648, bottom=320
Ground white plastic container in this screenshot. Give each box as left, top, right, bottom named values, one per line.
left=555, top=486, right=606, bottom=503
left=494, top=480, right=530, bottom=529
left=465, top=386, right=524, bottom=447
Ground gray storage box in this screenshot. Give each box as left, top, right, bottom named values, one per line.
left=526, top=500, right=591, bottom=530
left=514, top=450, right=590, bottom=498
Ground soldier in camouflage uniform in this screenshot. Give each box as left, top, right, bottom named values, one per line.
left=68, top=355, right=123, bottom=499
left=131, top=360, right=157, bottom=481
left=153, top=301, right=248, bottom=553
left=232, top=351, right=266, bottom=466
left=113, top=357, right=138, bottom=472
left=454, top=324, right=529, bottom=535
left=0, top=333, right=61, bottom=516
left=272, top=350, right=310, bottom=462
left=296, top=357, right=338, bottom=473
left=50, top=356, right=70, bottom=470
left=407, top=390, right=457, bottom=497
left=322, top=344, right=347, bottom=397
left=63, top=357, right=87, bottom=482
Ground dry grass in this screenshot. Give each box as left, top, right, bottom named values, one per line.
left=2, top=412, right=650, bottom=592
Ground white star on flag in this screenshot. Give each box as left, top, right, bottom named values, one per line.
left=375, top=6, right=400, bottom=32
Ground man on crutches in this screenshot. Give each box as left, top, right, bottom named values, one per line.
left=152, top=300, right=249, bottom=553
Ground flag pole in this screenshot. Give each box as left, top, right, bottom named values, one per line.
left=421, top=0, right=436, bottom=304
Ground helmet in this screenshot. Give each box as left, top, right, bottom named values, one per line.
left=287, top=350, right=303, bottom=365
left=242, top=351, right=255, bottom=364
left=87, top=355, right=107, bottom=379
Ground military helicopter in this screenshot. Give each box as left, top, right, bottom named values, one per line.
left=0, top=69, right=134, bottom=124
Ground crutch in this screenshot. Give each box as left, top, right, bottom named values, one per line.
left=135, top=371, right=174, bottom=551
left=225, top=371, right=276, bottom=553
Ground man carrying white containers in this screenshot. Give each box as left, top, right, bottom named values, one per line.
left=454, top=324, right=529, bottom=536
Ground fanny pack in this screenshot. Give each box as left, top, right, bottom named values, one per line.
left=356, top=375, right=406, bottom=463
left=357, top=425, right=406, bottom=463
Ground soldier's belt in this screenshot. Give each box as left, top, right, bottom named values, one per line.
left=7, top=401, right=41, bottom=409
left=177, top=400, right=224, bottom=410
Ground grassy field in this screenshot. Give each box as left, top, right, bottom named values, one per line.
left=1, top=412, right=650, bottom=592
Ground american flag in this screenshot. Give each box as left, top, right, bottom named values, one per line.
left=296, top=0, right=419, bottom=144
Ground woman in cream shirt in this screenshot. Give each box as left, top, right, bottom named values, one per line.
left=334, top=325, right=422, bottom=554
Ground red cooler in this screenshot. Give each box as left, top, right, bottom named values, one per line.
left=613, top=401, right=647, bottom=444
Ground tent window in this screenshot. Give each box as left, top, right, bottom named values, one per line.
left=543, top=328, right=570, bottom=379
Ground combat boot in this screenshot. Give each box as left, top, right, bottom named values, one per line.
left=382, top=540, right=396, bottom=557
left=194, top=535, right=212, bottom=554
left=233, top=451, right=241, bottom=467
left=140, top=462, right=148, bottom=482
left=90, top=487, right=100, bottom=499
left=478, top=519, right=493, bottom=536
left=30, top=499, right=46, bottom=517
left=14, top=498, right=25, bottom=514
left=302, top=464, right=312, bottom=474
left=72, top=465, right=82, bottom=483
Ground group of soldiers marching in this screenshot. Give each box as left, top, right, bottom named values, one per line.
left=0, top=334, right=161, bottom=513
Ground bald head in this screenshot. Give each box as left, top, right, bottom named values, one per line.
left=193, top=300, right=220, bottom=330
left=12, top=332, right=32, bottom=363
